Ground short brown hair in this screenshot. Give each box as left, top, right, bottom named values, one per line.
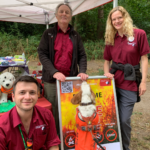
left=13, top=75, right=40, bottom=93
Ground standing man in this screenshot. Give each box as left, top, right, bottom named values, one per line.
left=38, top=3, right=88, bottom=127
left=0, top=76, right=60, bottom=150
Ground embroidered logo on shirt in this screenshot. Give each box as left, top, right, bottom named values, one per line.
left=128, top=36, right=134, bottom=42
left=127, top=42, right=136, bottom=47
left=35, top=124, right=46, bottom=129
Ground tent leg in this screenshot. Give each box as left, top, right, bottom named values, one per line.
left=113, top=0, right=118, bottom=8
left=46, top=24, right=49, bottom=29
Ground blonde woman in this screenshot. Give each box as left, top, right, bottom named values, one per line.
left=103, top=6, right=149, bottom=150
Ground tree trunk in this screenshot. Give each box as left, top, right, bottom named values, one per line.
left=74, top=15, right=79, bottom=32
left=97, top=5, right=104, bottom=39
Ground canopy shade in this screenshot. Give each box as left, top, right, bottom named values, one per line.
left=0, top=0, right=113, bottom=25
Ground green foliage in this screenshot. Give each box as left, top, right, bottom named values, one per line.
left=71, top=2, right=113, bottom=41
left=84, top=40, right=105, bottom=60
left=119, top=0, right=150, bottom=34
left=22, top=35, right=41, bottom=59
left=0, top=32, right=41, bottom=60
left=72, top=8, right=99, bottom=41
left=0, top=21, right=52, bottom=37
left=98, top=69, right=104, bottom=75
left=0, top=0, right=150, bottom=60
left=0, top=32, right=105, bottom=61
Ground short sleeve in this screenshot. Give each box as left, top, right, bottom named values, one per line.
left=0, top=128, right=7, bottom=150
left=45, top=110, right=61, bottom=149
left=138, top=31, right=150, bottom=56
left=103, top=45, right=112, bottom=61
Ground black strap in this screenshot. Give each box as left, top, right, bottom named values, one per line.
left=110, top=61, right=142, bottom=102
left=93, top=137, right=105, bottom=150
left=110, top=61, right=140, bottom=81
left=80, top=102, right=93, bottom=106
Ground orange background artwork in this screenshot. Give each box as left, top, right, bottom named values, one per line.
left=59, top=78, right=119, bottom=148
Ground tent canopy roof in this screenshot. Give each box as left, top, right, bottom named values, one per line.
left=0, top=0, right=113, bottom=24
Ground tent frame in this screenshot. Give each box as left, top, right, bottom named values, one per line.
left=0, top=0, right=118, bottom=28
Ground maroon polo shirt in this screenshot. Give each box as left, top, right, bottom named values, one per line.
left=104, top=29, right=149, bottom=91
left=54, top=25, right=73, bottom=76
left=0, top=105, right=60, bottom=150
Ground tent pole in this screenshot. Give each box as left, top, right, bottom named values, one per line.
left=64, top=0, right=68, bottom=3
left=46, top=24, right=49, bottom=29
left=44, top=11, right=49, bottom=29
left=113, top=0, right=118, bottom=8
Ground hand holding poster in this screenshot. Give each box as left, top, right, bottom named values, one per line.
left=57, top=76, right=123, bottom=150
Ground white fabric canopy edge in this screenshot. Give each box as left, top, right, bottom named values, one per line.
left=0, top=0, right=117, bottom=25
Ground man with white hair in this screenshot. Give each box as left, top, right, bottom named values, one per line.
left=38, top=3, right=88, bottom=131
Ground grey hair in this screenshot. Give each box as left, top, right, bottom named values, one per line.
left=55, top=3, right=72, bottom=15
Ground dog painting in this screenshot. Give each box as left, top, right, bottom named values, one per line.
left=0, top=72, right=15, bottom=103
left=71, top=81, right=102, bottom=150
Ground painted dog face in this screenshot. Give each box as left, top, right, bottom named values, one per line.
left=71, top=81, right=96, bottom=105
left=0, top=72, right=15, bottom=89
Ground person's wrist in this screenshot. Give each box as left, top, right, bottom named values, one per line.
left=53, top=72, right=57, bottom=78
left=104, top=72, right=109, bottom=74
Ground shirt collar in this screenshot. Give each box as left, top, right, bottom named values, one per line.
left=12, top=106, right=22, bottom=128
left=32, top=106, right=39, bottom=123
left=57, top=24, right=70, bottom=33
left=13, top=106, right=38, bottom=128
left=115, top=32, right=126, bottom=38
left=115, top=32, right=119, bottom=38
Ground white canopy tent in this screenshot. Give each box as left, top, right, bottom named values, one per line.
left=0, top=0, right=118, bottom=27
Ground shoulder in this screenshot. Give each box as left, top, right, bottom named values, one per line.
left=42, top=26, right=56, bottom=36
left=0, top=113, right=9, bottom=126
left=104, top=44, right=113, bottom=50
left=134, top=28, right=147, bottom=36
left=0, top=108, right=13, bottom=131
left=34, top=105, right=53, bottom=119
left=0, top=108, right=13, bottom=123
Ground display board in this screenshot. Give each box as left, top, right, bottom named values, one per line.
left=57, top=76, right=123, bottom=150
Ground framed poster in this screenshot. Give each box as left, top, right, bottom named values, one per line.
left=57, top=76, right=123, bottom=150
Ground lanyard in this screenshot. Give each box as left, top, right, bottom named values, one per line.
left=18, top=124, right=27, bottom=149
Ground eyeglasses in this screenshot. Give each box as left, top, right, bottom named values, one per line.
left=26, top=138, right=33, bottom=150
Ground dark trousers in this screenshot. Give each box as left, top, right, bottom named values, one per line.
left=44, top=81, right=59, bottom=134
left=116, top=88, right=137, bottom=150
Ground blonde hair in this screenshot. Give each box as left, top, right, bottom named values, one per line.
left=105, top=6, right=136, bottom=45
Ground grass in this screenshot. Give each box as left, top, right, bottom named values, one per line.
left=88, top=69, right=104, bottom=76
left=130, top=111, right=150, bottom=150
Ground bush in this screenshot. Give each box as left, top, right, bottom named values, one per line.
left=0, top=32, right=41, bottom=60
left=84, top=40, right=105, bottom=60
left=147, top=34, right=150, bottom=59
left=0, top=32, right=105, bottom=61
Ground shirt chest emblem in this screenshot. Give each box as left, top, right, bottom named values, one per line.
left=127, top=42, right=136, bottom=47
left=35, top=124, right=46, bottom=130
left=127, top=36, right=136, bottom=46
